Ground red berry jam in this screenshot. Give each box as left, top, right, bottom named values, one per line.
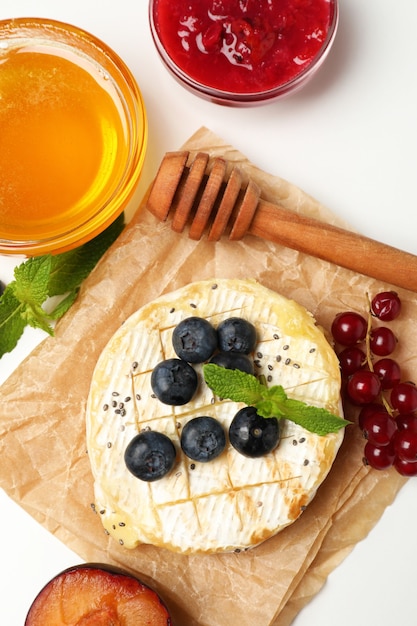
left=150, top=0, right=338, bottom=104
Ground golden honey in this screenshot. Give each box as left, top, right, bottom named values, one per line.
left=0, top=18, right=147, bottom=255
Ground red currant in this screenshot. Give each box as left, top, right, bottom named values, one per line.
left=363, top=441, right=395, bottom=470
left=362, top=411, right=397, bottom=446
left=369, top=327, right=397, bottom=356
left=393, top=457, right=417, bottom=477
left=373, top=358, right=401, bottom=390
left=347, top=370, right=381, bottom=405
left=331, top=311, right=367, bottom=346
left=396, top=414, right=417, bottom=432
left=371, top=291, right=402, bottom=321
left=338, top=346, right=366, bottom=378
left=391, top=382, right=417, bottom=415
left=358, top=403, right=388, bottom=429
left=393, top=429, right=417, bottom=462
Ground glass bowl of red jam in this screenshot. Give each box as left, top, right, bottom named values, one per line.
left=149, top=0, right=339, bottom=106
left=0, top=17, right=147, bottom=256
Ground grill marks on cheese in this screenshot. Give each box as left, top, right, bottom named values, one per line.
left=86, top=279, right=343, bottom=554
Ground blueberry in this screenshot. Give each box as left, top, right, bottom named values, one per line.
left=217, top=317, right=257, bottom=354
left=151, top=358, right=197, bottom=405
left=229, top=407, right=280, bottom=458
left=210, top=351, right=254, bottom=375
left=172, top=317, right=218, bottom=363
left=180, top=416, right=226, bottom=462
left=124, top=431, right=176, bottom=481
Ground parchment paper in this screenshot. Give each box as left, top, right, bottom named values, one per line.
left=0, top=127, right=412, bottom=626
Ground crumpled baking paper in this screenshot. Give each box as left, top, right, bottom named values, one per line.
left=0, top=127, right=412, bottom=626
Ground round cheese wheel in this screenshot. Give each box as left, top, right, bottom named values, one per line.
left=86, top=279, right=343, bottom=554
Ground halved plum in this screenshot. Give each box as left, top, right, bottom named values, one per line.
left=25, top=563, right=172, bottom=625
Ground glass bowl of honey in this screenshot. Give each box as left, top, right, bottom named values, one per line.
left=149, top=0, right=338, bottom=106
left=0, top=17, right=147, bottom=255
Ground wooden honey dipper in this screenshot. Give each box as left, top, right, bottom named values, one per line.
left=146, top=151, right=417, bottom=293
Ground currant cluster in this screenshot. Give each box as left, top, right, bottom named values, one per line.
left=331, top=291, right=417, bottom=477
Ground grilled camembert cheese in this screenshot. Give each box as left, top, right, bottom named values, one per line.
left=86, top=279, right=343, bottom=554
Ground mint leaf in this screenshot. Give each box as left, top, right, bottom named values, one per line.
left=0, top=286, right=26, bottom=355
left=0, top=214, right=125, bottom=358
left=22, top=302, right=55, bottom=336
left=203, top=363, right=350, bottom=436
left=47, top=212, right=125, bottom=296
left=203, top=363, right=265, bottom=405
left=13, top=255, right=53, bottom=305
left=47, top=291, right=79, bottom=320
left=270, top=396, right=349, bottom=436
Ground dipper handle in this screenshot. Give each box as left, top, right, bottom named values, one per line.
left=146, top=151, right=417, bottom=292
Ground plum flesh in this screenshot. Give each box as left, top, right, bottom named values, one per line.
left=25, top=563, right=172, bottom=625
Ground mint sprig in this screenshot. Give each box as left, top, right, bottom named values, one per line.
left=203, top=363, right=350, bottom=436
left=0, top=213, right=124, bottom=358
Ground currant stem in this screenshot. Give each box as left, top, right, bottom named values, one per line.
left=365, top=293, right=374, bottom=372
left=365, top=292, right=393, bottom=416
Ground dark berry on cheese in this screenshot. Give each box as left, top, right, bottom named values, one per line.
left=125, top=431, right=177, bottom=482
left=180, top=416, right=226, bottom=463
left=172, top=316, right=218, bottom=363
left=151, top=358, right=198, bottom=405
left=217, top=317, right=257, bottom=354
left=229, top=407, right=280, bottom=458
left=210, top=351, right=254, bottom=374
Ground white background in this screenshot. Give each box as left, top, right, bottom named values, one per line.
left=1, top=1, right=417, bottom=624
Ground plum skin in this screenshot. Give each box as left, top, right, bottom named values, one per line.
left=24, top=562, right=173, bottom=626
